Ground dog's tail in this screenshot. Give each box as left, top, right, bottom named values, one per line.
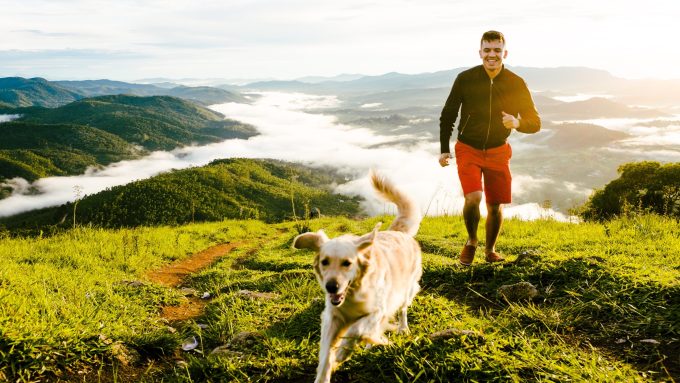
left=370, top=170, right=421, bottom=237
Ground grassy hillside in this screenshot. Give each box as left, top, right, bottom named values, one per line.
left=0, top=158, right=362, bottom=231
left=0, top=95, right=257, bottom=181
left=15, top=95, right=256, bottom=151
left=0, top=121, right=139, bottom=180
left=0, top=213, right=677, bottom=382
left=0, top=77, right=82, bottom=107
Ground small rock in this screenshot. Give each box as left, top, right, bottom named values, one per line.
left=201, top=292, right=211, bottom=299
left=181, top=336, right=199, bottom=351
left=497, top=282, right=539, bottom=302
left=237, top=290, right=279, bottom=300
left=640, top=339, right=660, bottom=345
left=615, top=338, right=626, bottom=344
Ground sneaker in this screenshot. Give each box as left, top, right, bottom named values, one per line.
left=459, top=245, right=476, bottom=266
left=485, top=252, right=505, bottom=263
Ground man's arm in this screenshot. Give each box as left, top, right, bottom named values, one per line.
left=439, top=75, right=463, bottom=153
left=515, top=79, right=541, bottom=134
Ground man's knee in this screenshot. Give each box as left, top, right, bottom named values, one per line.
left=487, top=203, right=502, bottom=214
left=464, top=191, right=483, bottom=206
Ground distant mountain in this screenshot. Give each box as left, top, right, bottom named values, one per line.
left=0, top=95, right=257, bottom=181
left=0, top=77, right=250, bottom=108
left=510, top=67, right=620, bottom=92
left=0, top=77, right=82, bottom=107
left=135, top=77, right=277, bottom=86
left=521, top=122, right=631, bottom=150
left=55, top=79, right=248, bottom=105
left=295, top=73, right=366, bottom=83
left=165, top=85, right=249, bottom=105
left=54, top=79, right=162, bottom=97
left=539, top=97, right=667, bottom=119
left=0, top=158, right=362, bottom=230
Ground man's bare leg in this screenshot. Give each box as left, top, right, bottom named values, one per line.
left=485, top=203, right=505, bottom=262
left=460, top=191, right=483, bottom=265
left=463, top=191, right=483, bottom=246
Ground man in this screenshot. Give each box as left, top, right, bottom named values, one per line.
left=439, top=30, right=540, bottom=266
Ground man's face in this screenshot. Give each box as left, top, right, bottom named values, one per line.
left=479, top=39, right=507, bottom=72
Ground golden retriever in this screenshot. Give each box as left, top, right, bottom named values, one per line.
left=293, top=170, right=422, bottom=383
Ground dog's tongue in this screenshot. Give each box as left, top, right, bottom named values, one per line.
left=330, top=293, right=343, bottom=305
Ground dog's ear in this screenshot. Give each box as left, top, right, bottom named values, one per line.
left=292, top=230, right=329, bottom=252
left=355, top=222, right=381, bottom=253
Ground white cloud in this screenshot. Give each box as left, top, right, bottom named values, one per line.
left=0, top=114, right=22, bottom=122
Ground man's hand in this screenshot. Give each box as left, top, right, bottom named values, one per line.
left=502, top=111, right=520, bottom=130
left=439, top=153, right=452, bottom=167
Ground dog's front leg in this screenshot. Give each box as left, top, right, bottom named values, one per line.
left=348, top=313, right=389, bottom=346
left=316, top=310, right=346, bottom=383
left=334, top=335, right=359, bottom=364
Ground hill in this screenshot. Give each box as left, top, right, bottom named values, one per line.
left=0, top=95, right=257, bottom=181
left=0, top=214, right=677, bottom=381
left=15, top=94, right=256, bottom=150
left=55, top=79, right=249, bottom=105
left=0, top=121, right=139, bottom=180
left=0, top=77, right=250, bottom=108
left=539, top=97, right=666, bottom=119
left=0, top=77, right=82, bottom=107
left=0, top=158, right=362, bottom=230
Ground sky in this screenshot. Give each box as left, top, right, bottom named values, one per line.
left=0, top=0, right=678, bottom=81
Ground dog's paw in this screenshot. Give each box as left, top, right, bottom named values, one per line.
left=363, top=334, right=389, bottom=346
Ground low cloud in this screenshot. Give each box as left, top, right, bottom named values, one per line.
left=0, top=114, right=22, bottom=122
left=0, top=92, right=573, bottom=221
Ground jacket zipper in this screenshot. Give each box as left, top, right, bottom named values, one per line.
left=484, top=78, right=493, bottom=150
left=459, top=114, right=471, bottom=137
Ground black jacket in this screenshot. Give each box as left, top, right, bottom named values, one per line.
left=439, top=65, right=541, bottom=152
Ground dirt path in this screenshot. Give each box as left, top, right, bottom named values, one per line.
left=147, top=242, right=245, bottom=321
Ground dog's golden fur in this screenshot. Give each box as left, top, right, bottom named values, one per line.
left=293, top=171, right=422, bottom=383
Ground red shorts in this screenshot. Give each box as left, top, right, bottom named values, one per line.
left=454, top=141, right=512, bottom=204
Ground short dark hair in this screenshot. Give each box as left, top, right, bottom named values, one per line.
left=481, top=30, right=505, bottom=46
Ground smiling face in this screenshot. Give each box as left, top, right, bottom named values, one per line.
left=479, top=39, right=507, bottom=75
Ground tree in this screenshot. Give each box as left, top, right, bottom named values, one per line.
left=580, top=161, right=680, bottom=221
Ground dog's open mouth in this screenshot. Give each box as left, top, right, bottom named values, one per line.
left=329, top=292, right=345, bottom=306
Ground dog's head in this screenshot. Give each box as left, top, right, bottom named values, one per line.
left=293, top=223, right=380, bottom=306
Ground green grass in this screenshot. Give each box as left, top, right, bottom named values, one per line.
left=0, top=215, right=678, bottom=382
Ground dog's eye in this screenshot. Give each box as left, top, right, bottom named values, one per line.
left=341, top=260, right=352, bottom=267
left=321, top=259, right=330, bottom=266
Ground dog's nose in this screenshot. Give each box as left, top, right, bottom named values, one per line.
left=325, top=280, right=339, bottom=294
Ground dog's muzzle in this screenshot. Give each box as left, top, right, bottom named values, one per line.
left=329, top=292, right=345, bottom=306
left=325, top=280, right=346, bottom=306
